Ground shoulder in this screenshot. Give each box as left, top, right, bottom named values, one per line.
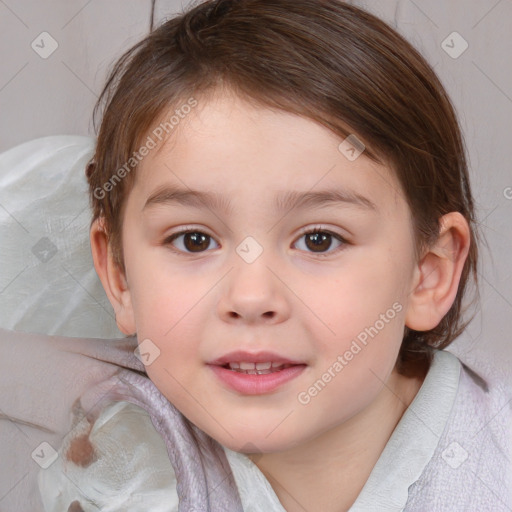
left=430, top=349, right=511, bottom=428
left=441, top=352, right=511, bottom=467
left=456, top=356, right=512, bottom=431
left=405, top=351, right=512, bottom=511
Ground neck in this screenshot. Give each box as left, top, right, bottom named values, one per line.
left=249, top=363, right=429, bottom=512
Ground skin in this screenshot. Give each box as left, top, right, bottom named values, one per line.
left=91, top=88, right=470, bottom=511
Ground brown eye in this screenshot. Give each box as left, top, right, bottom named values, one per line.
left=183, top=232, right=210, bottom=252
left=165, top=231, right=218, bottom=253
left=294, top=229, right=346, bottom=255
left=304, top=232, right=333, bottom=252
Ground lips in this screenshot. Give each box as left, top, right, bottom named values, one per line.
left=207, top=350, right=307, bottom=394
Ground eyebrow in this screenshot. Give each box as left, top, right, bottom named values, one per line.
left=143, top=184, right=378, bottom=214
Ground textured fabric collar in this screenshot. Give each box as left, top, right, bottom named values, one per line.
left=349, top=349, right=460, bottom=511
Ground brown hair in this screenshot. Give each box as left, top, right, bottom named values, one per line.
left=86, top=0, right=480, bottom=376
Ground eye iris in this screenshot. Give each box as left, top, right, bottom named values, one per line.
left=305, top=232, right=331, bottom=252
left=184, top=232, right=210, bottom=252
left=175, top=231, right=337, bottom=253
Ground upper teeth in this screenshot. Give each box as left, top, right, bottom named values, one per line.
left=229, top=362, right=285, bottom=370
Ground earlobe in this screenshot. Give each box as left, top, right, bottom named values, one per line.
left=89, top=218, right=136, bottom=335
left=405, top=212, right=470, bottom=332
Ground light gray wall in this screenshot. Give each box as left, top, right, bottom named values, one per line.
left=0, top=0, right=510, bottom=378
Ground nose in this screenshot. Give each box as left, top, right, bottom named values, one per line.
left=217, top=256, right=291, bottom=325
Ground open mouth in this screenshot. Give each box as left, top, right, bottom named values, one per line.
left=210, top=361, right=307, bottom=395
left=208, top=351, right=307, bottom=394
left=222, top=362, right=297, bottom=375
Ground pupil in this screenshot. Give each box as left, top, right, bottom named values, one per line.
left=181, top=232, right=332, bottom=253
left=185, top=232, right=209, bottom=252
left=306, top=233, right=331, bottom=252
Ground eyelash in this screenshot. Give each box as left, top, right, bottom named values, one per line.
left=163, top=225, right=349, bottom=258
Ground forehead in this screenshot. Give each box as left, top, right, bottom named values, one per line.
left=132, top=91, right=405, bottom=215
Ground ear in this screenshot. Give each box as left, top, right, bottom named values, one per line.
left=89, top=218, right=136, bottom=336
left=405, top=212, right=471, bottom=331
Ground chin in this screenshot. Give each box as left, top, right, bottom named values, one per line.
left=208, top=426, right=305, bottom=455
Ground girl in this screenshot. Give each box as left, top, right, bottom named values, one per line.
left=33, top=0, right=511, bottom=510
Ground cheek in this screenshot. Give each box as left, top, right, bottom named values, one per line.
left=307, top=253, right=409, bottom=380
left=123, top=237, right=198, bottom=334
left=318, top=254, right=407, bottom=328
left=136, top=308, right=205, bottom=415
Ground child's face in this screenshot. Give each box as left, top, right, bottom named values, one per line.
left=118, top=90, right=421, bottom=453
